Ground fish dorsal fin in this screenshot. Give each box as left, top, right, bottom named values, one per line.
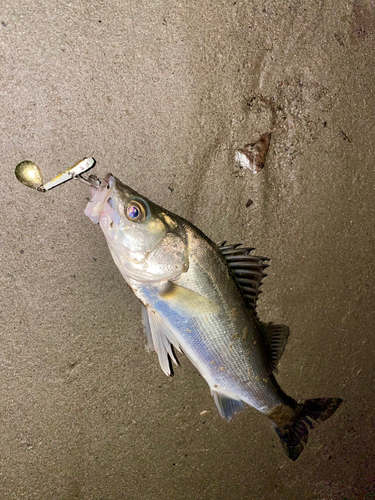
left=260, top=322, right=290, bottom=371
left=211, top=390, right=245, bottom=422
left=218, top=242, right=269, bottom=312
left=141, top=305, right=182, bottom=376
left=219, top=243, right=289, bottom=370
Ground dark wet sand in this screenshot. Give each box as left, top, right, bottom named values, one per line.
left=1, top=1, right=374, bottom=498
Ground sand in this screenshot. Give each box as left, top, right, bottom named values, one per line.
left=1, top=1, right=374, bottom=498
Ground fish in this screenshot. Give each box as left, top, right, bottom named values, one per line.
left=84, top=173, right=342, bottom=461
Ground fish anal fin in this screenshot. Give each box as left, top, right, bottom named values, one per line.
left=260, top=322, right=290, bottom=371
left=211, top=391, right=245, bottom=422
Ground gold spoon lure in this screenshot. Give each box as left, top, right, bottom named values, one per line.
left=15, top=157, right=106, bottom=191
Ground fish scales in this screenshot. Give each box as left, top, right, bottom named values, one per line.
left=85, top=173, right=342, bottom=460
left=178, top=223, right=281, bottom=408
left=130, top=224, right=281, bottom=413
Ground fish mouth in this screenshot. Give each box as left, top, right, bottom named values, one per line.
left=105, top=172, right=115, bottom=188
left=85, top=173, right=116, bottom=224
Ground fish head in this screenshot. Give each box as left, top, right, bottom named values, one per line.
left=85, top=174, right=188, bottom=282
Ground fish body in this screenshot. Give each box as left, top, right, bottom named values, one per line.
left=85, top=174, right=342, bottom=460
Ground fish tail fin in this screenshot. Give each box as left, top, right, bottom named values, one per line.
left=269, top=397, right=343, bottom=461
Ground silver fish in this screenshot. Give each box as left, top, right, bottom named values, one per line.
left=85, top=173, right=342, bottom=460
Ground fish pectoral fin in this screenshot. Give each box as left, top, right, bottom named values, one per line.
left=260, top=322, right=290, bottom=371
left=159, top=283, right=219, bottom=315
left=143, top=306, right=182, bottom=376
left=211, top=390, right=245, bottom=422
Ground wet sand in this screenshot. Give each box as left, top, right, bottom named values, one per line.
left=1, top=1, right=374, bottom=498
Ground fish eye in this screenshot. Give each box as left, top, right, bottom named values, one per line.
left=125, top=201, right=147, bottom=222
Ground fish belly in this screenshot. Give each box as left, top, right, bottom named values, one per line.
left=131, top=250, right=285, bottom=415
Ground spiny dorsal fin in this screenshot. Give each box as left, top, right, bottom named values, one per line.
left=219, top=243, right=289, bottom=371
left=218, top=242, right=269, bottom=312
left=260, top=322, right=290, bottom=371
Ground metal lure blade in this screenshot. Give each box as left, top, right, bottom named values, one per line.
left=15, top=161, right=44, bottom=190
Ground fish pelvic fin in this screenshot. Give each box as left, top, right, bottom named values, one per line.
left=142, top=304, right=154, bottom=353
left=268, top=398, right=343, bottom=461
left=142, top=306, right=182, bottom=376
